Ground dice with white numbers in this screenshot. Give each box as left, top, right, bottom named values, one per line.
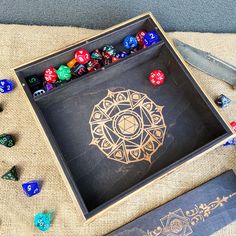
left=149, top=70, right=165, bottom=86
left=22, top=180, right=41, bottom=197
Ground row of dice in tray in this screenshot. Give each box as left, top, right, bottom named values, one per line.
left=27, top=30, right=160, bottom=98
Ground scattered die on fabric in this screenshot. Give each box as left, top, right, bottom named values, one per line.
left=34, top=211, right=53, bottom=232
left=0, top=134, right=15, bottom=148
left=1, top=166, right=18, bottom=181
left=215, top=94, right=231, bottom=108
left=224, top=138, right=236, bottom=146
left=22, top=180, right=41, bottom=197
left=0, top=79, right=14, bottom=93
left=230, top=121, right=236, bottom=132
left=149, top=70, right=165, bottom=86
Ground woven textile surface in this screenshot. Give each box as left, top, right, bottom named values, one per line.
left=0, top=24, right=235, bottom=236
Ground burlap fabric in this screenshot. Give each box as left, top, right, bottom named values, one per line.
left=0, top=24, right=235, bottom=236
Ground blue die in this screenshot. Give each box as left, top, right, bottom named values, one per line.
left=123, top=36, right=138, bottom=49
left=115, top=51, right=129, bottom=59
left=215, top=94, right=231, bottom=108
left=143, top=31, right=160, bottom=47
left=22, top=180, right=41, bottom=197
left=0, top=79, right=13, bottom=93
left=224, top=138, right=236, bottom=146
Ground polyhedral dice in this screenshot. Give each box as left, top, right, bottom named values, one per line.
left=230, top=121, right=236, bottom=132
left=22, top=180, right=41, bottom=197
left=115, top=51, right=129, bottom=59
left=67, top=58, right=78, bottom=68
left=25, top=76, right=43, bottom=92
left=0, top=79, right=13, bottom=93
left=149, top=70, right=165, bottom=86
left=44, top=68, right=58, bottom=83
left=1, top=166, right=18, bottom=181
left=71, top=64, right=87, bottom=77
left=224, top=138, right=236, bottom=146
left=112, top=56, right=119, bottom=63
left=34, top=211, right=53, bottom=232
left=57, top=65, right=71, bottom=81
left=102, top=45, right=116, bottom=57
left=75, top=48, right=90, bottom=64
left=91, top=49, right=103, bottom=62
left=136, top=30, right=147, bottom=45
left=0, top=134, right=15, bottom=147
left=102, top=52, right=112, bottom=65
left=215, top=94, right=231, bottom=108
left=87, top=59, right=101, bottom=73
left=144, top=31, right=160, bottom=47
left=123, top=36, right=138, bottom=49
left=44, top=82, right=54, bottom=92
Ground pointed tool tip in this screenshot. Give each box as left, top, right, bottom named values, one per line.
left=172, top=38, right=183, bottom=47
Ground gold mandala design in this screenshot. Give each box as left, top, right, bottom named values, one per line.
left=89, top=89, right=166, bottom=164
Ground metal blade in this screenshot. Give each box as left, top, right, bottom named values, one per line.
left=173, top=38, right=236, bottom=89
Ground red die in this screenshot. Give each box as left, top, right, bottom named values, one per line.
left=136, top=30, right=147, bottom=45
left=75, top=48, right=90, bottom=64
left=149, top=70, right=165, bottom=86
left=87, top=59, right=101, bottom=73
left=44, top=67, right=58, bottom=83
left=112, top=56, right=120, bottom=63
left=230, top=121, right=236, bottom=132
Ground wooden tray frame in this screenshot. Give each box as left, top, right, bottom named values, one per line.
left=13, top=12, right=235, bottom=223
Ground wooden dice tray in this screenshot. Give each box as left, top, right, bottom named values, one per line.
left=14, top=13, right=234, bottom=222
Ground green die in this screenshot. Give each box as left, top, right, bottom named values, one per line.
left=57, top=65, right=71, bottom=81
left=1, top=166, right=18, bottom=181
left=102, top=45, right=116, bottom=56
left=0, top=134, right=15, bottom=147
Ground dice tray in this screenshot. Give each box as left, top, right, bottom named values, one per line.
left=14, top=13, right=235, bottom=222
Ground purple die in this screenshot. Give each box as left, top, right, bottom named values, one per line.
left=44, top=82, right=54, bottom=92
left=22, top=180, right=41, bottom=197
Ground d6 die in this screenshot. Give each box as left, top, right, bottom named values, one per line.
left=22, top=180, right=41, bottom=197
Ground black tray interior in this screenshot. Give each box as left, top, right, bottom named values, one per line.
left=15, top=15, right=230, bottom=218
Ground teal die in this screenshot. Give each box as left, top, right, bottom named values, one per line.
left=34, top=211, right=53, bottom=232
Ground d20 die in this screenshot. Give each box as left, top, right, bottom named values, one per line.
left=22, top=180, right=41, bottom=197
